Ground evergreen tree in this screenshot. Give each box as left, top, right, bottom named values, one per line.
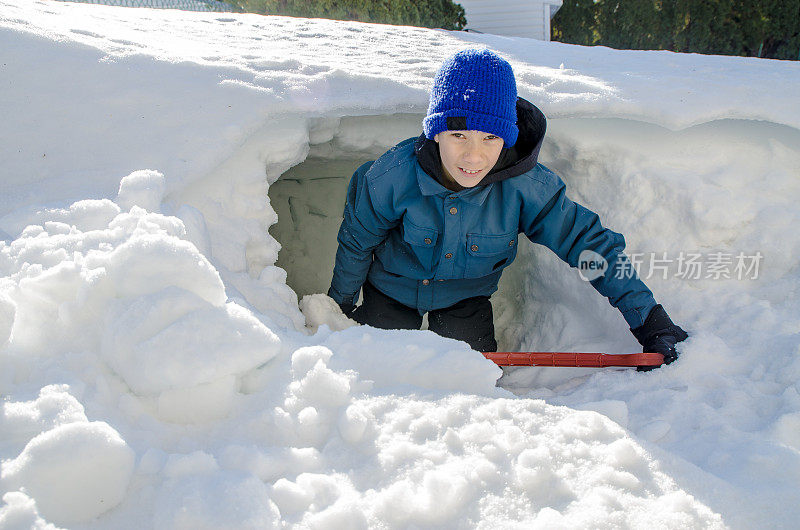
left=551, top=0, right=597, bottom=46
left=229, top=0, right=466, bottom=30
left=552, top=0, right=800, bottom=60
left=596, top=0, right=664, bottom=50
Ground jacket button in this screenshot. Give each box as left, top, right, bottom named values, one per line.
left=471, top=244, right=479, bottom=252
left=449, top=207, right=458, bottom=215
left=422, top=279, right=430, bottom=285
left=445, top=253, right=453, bottom=259
left=424, top=237, right=432, bottom=245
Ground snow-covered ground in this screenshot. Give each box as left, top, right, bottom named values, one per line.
left=1, top=1, right=799, bottom=528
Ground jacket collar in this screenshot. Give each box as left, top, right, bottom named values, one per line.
left=415, top=161, right=494, bottom=205
left=414, top=97, right=547, bottom=188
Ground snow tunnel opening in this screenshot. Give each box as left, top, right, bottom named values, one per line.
left=266, top=113, right=536, bottom=348
left=267, top=113, right=423, bottom=305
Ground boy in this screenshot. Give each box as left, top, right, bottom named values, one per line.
left=328, top=49, right=687, bottom=368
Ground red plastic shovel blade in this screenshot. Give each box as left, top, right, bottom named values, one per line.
left=483, top=351, right=664, bottom=367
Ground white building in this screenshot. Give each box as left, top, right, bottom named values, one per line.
left=457, top=0, right=563, bottom=41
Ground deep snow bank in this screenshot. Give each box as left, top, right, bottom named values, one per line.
left=2, top=0, right=800, bottom=528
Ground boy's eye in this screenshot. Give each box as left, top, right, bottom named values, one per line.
left=485, top=135, right=499, bottom=141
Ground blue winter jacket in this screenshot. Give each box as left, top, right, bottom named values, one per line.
left=328, top=99, right=657, bottom=329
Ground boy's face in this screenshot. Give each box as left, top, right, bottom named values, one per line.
left=434, top=130, right=504, bottom=188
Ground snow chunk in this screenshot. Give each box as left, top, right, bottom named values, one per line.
left=299, top=294, right=357, bottom=333
left=116, top=169, right=166, bottom=213
left=0, top=491, right=62, bottom=530
left=0, top=385, right=87, bottom=443
left=337, top=404, right=373, bottom=445
left=320, top=326, right=503, bottom=396
left=277, top=346, right=363, bottom=447
left=291, top=346, right=334, bottom=378
left=67, top=199, right=122, bottom=232
left=270, top=477, right=314, bottom=515
left=284, top=473, right=367, bottom=528
left=95, top=229, right=225, bottom=306
left=291, top=359, right=352, bottom=409
left=101, top=288, right=280, bottom=396
left=154, top=471, right=280, bottom=530
left=1, top=422, right=135, bottom=525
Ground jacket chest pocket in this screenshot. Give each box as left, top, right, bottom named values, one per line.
left=465, top=231, right=518, bottom=278
left=402, top=220, right=440, bottom=270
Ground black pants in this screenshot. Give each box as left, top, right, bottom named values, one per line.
left=351, top=281, right=498, bottom=352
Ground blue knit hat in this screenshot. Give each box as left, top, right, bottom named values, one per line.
left=423, top=49, right=518, bottom=147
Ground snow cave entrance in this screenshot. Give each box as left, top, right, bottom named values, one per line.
left=267, top=113, right=530, bottom=345
left=268, top=114, right=423, bottom=304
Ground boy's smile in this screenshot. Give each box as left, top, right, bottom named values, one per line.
left=434, top=130, right=504, bottom=190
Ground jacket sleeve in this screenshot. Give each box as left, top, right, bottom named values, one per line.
left=328, top=161, right=400, bottom=306
left=520, top=170, right=657, bottom=329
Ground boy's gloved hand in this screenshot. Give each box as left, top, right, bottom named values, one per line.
left=338, top=301, right=356, bottom=318
left=631, top=304, right=688, bottom=371
left=327, top=286, right=356, bottom=317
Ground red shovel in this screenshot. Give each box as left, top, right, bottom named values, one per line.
left=483, top=351, right=664, bottom=368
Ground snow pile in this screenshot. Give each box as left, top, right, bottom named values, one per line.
left=0, top=175, right=726, bottom=527
left=1, top=171, right=282, bottom=423
left=0, top=385, right=134, bottom=525
left=0, top=491, right=61, bottom=530
left=2, top=0, right=800, bottom=527
left=2, top=421, right=135, bottom=524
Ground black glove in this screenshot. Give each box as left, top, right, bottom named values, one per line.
left=631, top=304, right=688, bottom=371
left=338, top=301, right=356, bottom=317
left=328, top=286, right=356, bottom=317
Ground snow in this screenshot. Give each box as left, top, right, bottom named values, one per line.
left=1, top=421, right=135, bottom=524
left=115, top=170, right=167, bottom=214
left=0, top=491, right=60, bottom=530
left=1, top=0, right=799, bottom=527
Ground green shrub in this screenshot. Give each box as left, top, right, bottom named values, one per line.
left=551, top=0, right=597, bottom=46
left=229, top=0, right=467, bottom=30
left=553, top=0, right=800, bottom=61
